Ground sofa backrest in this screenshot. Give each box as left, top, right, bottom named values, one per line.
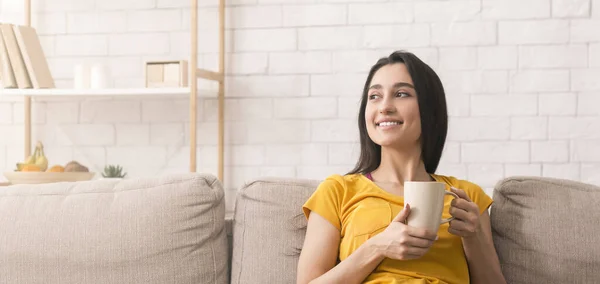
left=0, top=173, right=229, bottom=284
left=491, top=176, right=600, bottom=284
left=230, top=177, right=320, bottom=284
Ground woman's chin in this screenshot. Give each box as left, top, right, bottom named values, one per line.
left=374, top=140, right=405, bottom=148
left=373, top=138, right=419, bottom=149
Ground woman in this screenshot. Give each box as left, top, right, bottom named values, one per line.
left=297, top=51, right=506, bottom=284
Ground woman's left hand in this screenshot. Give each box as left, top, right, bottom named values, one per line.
left=448, top=187, right=481, bottom=239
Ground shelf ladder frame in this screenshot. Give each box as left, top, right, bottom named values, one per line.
left=190, top=0, right=226, bottom=181
left=21, top=0, right=226, bottom=182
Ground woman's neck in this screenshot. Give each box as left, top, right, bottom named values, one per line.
left=371, top=145, right=432, bottom=185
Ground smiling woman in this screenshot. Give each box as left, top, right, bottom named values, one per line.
left=296, top=51, right=507, bottom=284
left=352, top=52, right=448, bottom=177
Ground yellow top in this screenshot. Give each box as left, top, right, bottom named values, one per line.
left=302, top=173, right=493, bottom=284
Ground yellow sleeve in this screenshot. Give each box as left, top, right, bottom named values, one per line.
left=456, top=180, right=493, bottom=215
left=302, top=176, right=345, bottom=231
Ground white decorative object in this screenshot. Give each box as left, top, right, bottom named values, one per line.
left=90, top=63, right=111, bottom=89
left=73, top=63, right=90, bottom=89
left=145, top=60, right=188, bottom=87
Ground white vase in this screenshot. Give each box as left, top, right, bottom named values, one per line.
left=90, top=63, right=111, bottom=89
left=73, top=63, right=91, bottom=89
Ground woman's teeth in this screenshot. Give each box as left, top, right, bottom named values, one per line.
left=378, top=121, right=401, bottom=127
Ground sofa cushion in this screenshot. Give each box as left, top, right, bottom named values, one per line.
left=491, top=176, right=600, bottom=284
left=0, top=173, right=228, bottom=284
left=231, top=177, right=320, bottom=284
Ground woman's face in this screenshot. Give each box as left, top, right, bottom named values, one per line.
left=365, top=63, right=421, bottom=148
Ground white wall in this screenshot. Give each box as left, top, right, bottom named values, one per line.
left=1, top=0, right=599, bottom=211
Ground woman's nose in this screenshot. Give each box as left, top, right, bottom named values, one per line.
left=379, top=99, right=396, bottom=114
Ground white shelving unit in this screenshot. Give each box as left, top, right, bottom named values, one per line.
left=8, top=0, right=226, bottom=181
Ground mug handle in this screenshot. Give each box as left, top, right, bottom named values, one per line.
left=440, top=191, right=459, bottom=224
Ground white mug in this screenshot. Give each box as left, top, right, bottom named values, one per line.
left=404, top=181, right=459, bottom=232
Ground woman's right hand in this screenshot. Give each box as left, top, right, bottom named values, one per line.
left=367, top=204, right=438, bottom=261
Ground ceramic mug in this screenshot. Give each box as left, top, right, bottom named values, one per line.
left=404, top=181, right=459, bottom=232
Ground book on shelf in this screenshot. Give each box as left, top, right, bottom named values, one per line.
left=0, top=23, right=55, bottom=90
left=0, top=23, right=32, bottom=89
left=0, top=25, right=17, bottom=88
left=13, top=25, right=55, bottom=89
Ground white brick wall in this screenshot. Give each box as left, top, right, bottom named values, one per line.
left=234, top=28, right=296, bottom=51
left=499, top=20, right=569, bottom=44
left=518, top=45, right=588, bottom=68
left=571, top=19, right=600, bottom=42
left=552, top=0, right=590, bottom=18
left=283, top=4, right=346, bottom=27
left=431, top=22, right=497, bottom=46
left=415, top=1, right=481, bottom=22
left=228, top=6, right=282, bottom=29
left=67, top=11, right=127, bottom=34
left=56, top=35, right=108, bottom=56
left=268, top=51, right=332, bottom=74
left=363, top=25, right=430, bottom=49
left=482, top=0, right=550, bottom=20
left=348, top=3, right=413, bottom=24
left=298, top=27, right=363, bottom=50
left=33, top=13, right=67, bottom=35
left=0, top=103, right=12, bottom=124
left=37, top=0, right=95, bottom=13
left=511, top=117, right=548, bottom=140
left=1, top=0, right=600, bottom=213
left=477, top=46, right=517, bottom=70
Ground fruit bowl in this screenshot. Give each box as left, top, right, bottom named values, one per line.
left=2, top=171, right=96, bottom=185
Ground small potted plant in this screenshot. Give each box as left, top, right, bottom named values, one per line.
left=102, top=164, right=127, bottom=180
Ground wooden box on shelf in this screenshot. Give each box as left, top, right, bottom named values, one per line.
left=145, top=60, right=188, bottom=88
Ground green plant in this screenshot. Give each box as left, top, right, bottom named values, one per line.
left=102, top=165, right=127, bottom=178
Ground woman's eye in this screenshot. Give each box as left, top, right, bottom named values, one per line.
left=397, top=92, right=410, bottom=97
left=368, top=94, right=380, bottom=100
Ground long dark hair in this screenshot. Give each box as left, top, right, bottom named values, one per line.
left=348, top=50, right=448, bottom=175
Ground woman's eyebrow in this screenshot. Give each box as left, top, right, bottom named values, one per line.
left=368, top=82, right=415, bottom=90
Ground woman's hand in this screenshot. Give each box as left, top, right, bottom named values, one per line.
left=367, top=204, right=438, bottom=261
left=448, top=187, right=481, bottom=239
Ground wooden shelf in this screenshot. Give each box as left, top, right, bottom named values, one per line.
left=0, top=87, right=218, bottom=100
left=11, top=0, right=226, bottom=181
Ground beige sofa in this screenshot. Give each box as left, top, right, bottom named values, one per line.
left=1, top=173, right=599, bottom=284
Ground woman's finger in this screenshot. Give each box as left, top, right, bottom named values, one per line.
left=447, top=227, right=467, bottom=237
left=390, top=246, right=431, bottom=259
left=450, top=205, right=471, bottom=220
left=451, top=187, right=472, bottom=202
left=451, top=198, right=473, bottom=212
left=403, top=235, right=434, bottom=249
left=405, top=225, right=438, bottom=241
left=449, top=219, right=472, bottom=232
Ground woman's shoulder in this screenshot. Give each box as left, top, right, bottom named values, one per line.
left=317, top=173, right=366, bottom=192
left=321, top=173, right=364, bottom=184
left=302, top=173, right=367, bottom=225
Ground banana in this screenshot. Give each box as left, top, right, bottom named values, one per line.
left=16, top=146, right=38, bottom=171
left=23, top=154, right=36, bottom=165
left=34, top=141, right=48, bottom=172
left=16, top=163, right=27, bottom=171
